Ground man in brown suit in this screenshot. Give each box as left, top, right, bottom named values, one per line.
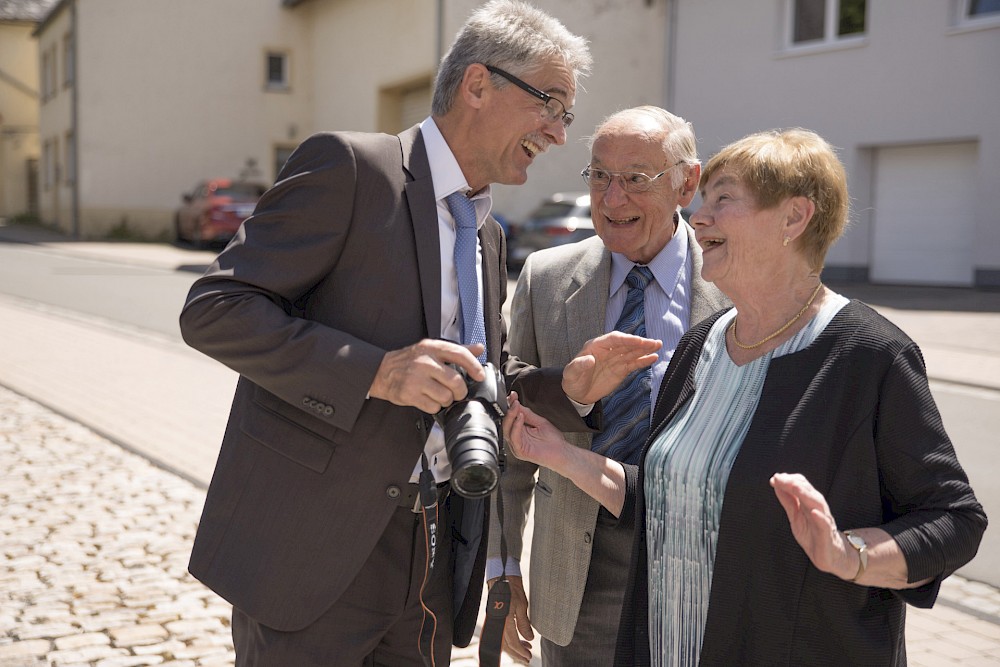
left=179, top=3, right=659, bottom=665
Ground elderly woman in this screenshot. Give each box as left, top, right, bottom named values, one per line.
left=502, top=128, right=988, bottom=666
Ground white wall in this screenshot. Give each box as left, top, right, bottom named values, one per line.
left=673, top=0, right=1000, bottom=280
left=302, top=0, right=670, bottom=224
left=71, top=0, right=312, bottom=233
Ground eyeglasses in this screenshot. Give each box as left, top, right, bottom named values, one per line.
left=485, top=65, right=574, bottom=129
left=580, top=161, right=686, bottom=193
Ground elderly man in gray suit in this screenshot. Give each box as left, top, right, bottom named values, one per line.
left=488, top=106, right=729, bottom=666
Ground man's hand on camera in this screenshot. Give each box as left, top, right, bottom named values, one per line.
left=562, top=331, right=662, bottom=405
left=369, top=340, right=486, bottom=414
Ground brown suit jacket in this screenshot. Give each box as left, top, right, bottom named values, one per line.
left=180, top=126, right=579, bottom=643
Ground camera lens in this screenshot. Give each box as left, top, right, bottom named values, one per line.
left=441, top=402, right=500, bottom=499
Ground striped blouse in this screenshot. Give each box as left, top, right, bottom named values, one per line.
left=643, top=293, right=848, bottom=667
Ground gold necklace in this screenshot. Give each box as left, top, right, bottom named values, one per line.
left=729, top=282, right=824, bottom=350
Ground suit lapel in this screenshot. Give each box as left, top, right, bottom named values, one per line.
left=564, top=239, right=611, bottom=356
left=400, top=126, right=442, bottom=340
left=479, top=222, right=502, bottom=363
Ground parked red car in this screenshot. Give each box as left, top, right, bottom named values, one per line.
left=174, top=179, right=267, bottom=247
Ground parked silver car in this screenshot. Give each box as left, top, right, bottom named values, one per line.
left=506, top=192, right=593, bottom=270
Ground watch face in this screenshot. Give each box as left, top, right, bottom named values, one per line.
left=847, top=533, right=864, bottom=548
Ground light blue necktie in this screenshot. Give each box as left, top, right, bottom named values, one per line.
left=446, top=192, right=487, bottom=363
left=591, top=265, right=654, bottom=465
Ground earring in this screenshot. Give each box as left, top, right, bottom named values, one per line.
left=783, top=236, right=790, bottom=247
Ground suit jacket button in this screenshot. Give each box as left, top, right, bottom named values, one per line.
left=583, top=532, right=592, bottom=544
left=324, top=406, right=334, bottom=416
left=386, top=485, right=401, bottom=500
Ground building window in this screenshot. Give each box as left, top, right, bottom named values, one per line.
left=953, top=0, right=1000, bottom=28
left=274, top=145, right=296, bottom=181
left=41, top=50, right=52, bottom=101
left=53, top=136, right=60, bottom=185
left=966, top=0, right=1000, bottom=16
left=43, top=138, right=60, bottom=188
left=65, top=132, right=75, bottom=184
left=377, top=77, right=433, bottom=134
left=43, top=141, right=52, bottom=190
left=265, top=51, right=289, bottom=90
left=48, top=45, right=58, bottom=97
left=962, top=0, right=1000, bottom=21
left=63, top=32, right=74, bottom=87
left=26, top=158, right=39, bottom=214
left=790, top=0, right=866, bottom=46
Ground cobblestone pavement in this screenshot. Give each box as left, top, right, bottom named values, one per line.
left=5, top=385, right=1000, bottom=666
left=5, top=383, right=1000, bottom=667
left=0, top=387, right=516, bottom=667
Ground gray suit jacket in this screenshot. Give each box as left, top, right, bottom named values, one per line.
left=489, top=224, right=728, bottom=645
left=180, top=126, right=578, bottom=644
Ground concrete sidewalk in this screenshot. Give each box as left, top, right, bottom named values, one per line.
left=2, top=224, right=999, bottom=665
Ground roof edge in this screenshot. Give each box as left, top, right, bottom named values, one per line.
left=31, top=0, right=69, bottom=36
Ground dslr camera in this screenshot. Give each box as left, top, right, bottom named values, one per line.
left=436, top=362, right=508, bottom=499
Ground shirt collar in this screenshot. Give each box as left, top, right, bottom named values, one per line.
left=609, top=211, right=690, bottom=298
left=421, top=117, right=493, bottom=203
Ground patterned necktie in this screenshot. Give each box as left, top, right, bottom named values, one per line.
left=446, top=192, right=487, bottom=363
left=591, top=265, right=654, bottom=465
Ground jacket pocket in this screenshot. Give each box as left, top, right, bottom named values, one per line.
left=534, top=479, right=553, bottom=497
left=240, top=385, right=341, bottom=473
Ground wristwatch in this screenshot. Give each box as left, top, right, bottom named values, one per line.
left=844, top=530, right=868, bottom=582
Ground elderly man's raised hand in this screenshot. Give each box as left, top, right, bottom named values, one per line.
left=561, top=331, right=662, bottom=405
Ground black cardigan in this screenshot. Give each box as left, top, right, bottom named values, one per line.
left=614, top=300, right=988, bottom=666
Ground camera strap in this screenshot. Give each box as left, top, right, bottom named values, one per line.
left=479, top=448, right=510, bottom=667
left=417, top=452, right=441, bottom=667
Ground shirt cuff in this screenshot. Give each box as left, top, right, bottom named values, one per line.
left=568, top=395, right=594, bottom=416
left=485, top=556, right=522, bottom=581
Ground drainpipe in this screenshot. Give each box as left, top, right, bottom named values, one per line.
left=664, top=0, right=677, bottom=111
left=70, top=0, right=79, bottom=239
left=436, top=0, right=445, bottom=65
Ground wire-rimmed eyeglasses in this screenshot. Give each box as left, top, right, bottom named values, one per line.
left=485, top=65, right=574, bottom=129
left=580, top=161, right=686, bottom=193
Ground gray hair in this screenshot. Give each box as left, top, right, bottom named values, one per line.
left=588, top=106, right=698, bottom=189
left=432, top=0, right=592, bottom=116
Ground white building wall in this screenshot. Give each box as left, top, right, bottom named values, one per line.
left=672, top=0, right=1000, bottom=285
left=33, top=0, right=673, bottom=238
left=67, top=0, right=312, bottom=237
left=304, top=0, right=436, bottom=134
left=460, top=0, right=671, bottom=223
left=300, top=0, right=669, bottom=224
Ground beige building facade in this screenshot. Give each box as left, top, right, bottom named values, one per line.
left=0, top=1, right=50, bottom=220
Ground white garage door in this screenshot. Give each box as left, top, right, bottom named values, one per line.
left=871, top=142, right=977, bottom=286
